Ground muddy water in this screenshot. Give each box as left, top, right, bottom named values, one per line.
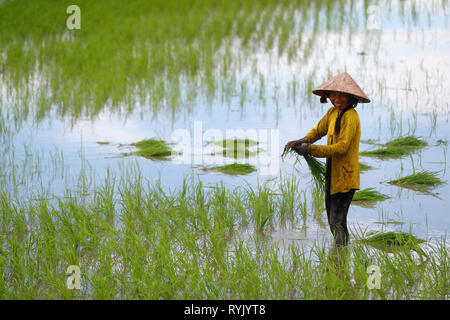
left=1, top=0, right=449, bottom=251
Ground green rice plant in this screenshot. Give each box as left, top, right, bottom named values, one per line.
left=312, top=183, right=325, bottom=215
left=304, top=154, right=326, bottom=193
left=359, top=146, right=411, bottom=158
left=388, top=171, right=445, bottom=187
left=218, top=148, right=263, bottom=159
left=1, top=163, right=449, bottom=299
left=361, top=231, right=425, bottom=250
left=211, top=139, right=263, bottom=159
left=131, top=138, right=173, bottom=159
left=207, top=163, right=256, bottom=175
left=299, top=190, right=308, bottom=222
left=385, top=136, right=427, bottom=148
left=1, top=1, right=449, bottom=300
left=352, top=188, right=390, bottom=202
left=213, top=138, right=259, bottom=148
left=359, top=162, right=373, bottom=172
left=282, top=147, right=326, bottom=192
left=245, top=184, right=274, bottom=232
left=278, top=172, right=299, bottom=219
left=360, top=136, right=427, bottom=159
left=0, top=0, right=332, bottom=124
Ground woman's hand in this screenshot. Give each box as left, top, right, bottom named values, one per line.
left=293, top=142, right=310, bottom=156
left=282, top=138, right=306, bottom=158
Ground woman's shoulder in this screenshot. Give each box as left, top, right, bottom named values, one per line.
left=325, top=106, right=336, bottom=115
left=348, top=107, right=360, bottom=117
left=344, top=107, right=360, bottom=121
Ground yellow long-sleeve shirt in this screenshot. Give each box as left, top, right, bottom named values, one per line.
left=302, top=106, right=361, bottom=195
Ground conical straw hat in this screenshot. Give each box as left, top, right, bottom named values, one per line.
left=312, top=72, right=370, bottom=103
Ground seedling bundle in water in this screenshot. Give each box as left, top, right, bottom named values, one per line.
left=131, top=138, right=174, bottom=159
left=205, top=163, right=257, bottom=175
left=352, top=188, right=390, bottom=202
left=211, top=138, right=263, bottom=159
left=282, top=147, right=326, bottom=192
left=202, top=139, right=261, bottom=175
left=361, top=231, right=426, bottom=254
left=389, top=171, right=445, bottom=187
left=385, top=136, right=427, bottom=148
left=360, top=135, right=427, bottom=158
left=359, top=162, right=373, bottom=172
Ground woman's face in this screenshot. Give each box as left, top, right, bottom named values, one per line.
left=329, top=92, right=350, bottom=111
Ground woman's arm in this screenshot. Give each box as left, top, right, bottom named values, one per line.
left=282, top=107, right=333, bottom=157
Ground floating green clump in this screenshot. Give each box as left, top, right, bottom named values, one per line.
left=213, top=138, right=259, bottom=148
left=132, top=138, right=173, bottom=158
left=96, top=141, right=110, bottom=145
left=208, top=163, right=256, bottom=175
left=361, top=232, right=425, bottom=250
left=389, top=171, right=445, bottom=187
left=219, top=148, right=263, bottom=159
left=352, top=188, right=390, bottom=202
left=385, top=136, right=427, bottom=148
left=359, top=146, right=411, bottom=158
left=212, top=139, right=262, bottom=159
left=360, top=136, right=427, bottom=158
left=359, top=162, right=373, bottom=171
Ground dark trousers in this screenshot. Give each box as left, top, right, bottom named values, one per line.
left=325, top=159, right=355, bottom=246
left=325, top=189, right=355, bottom=246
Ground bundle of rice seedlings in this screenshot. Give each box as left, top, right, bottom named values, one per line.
left=352, top=187, right=390, bottom=202
left=388, top=171, right=445, bottom=186
left=219, top=148, right=262, bottom=159
left=359, top=146, right=411, bottom=157
left=303, top=153, right=326, bottom=192
left=282, top=145, right=326, bottom=192
left=359, top=162, right=373, bottom=172
left=211, top=138, right=263, bottom=159
left=131, top=138, right=173, bottom=158
left=208, top=163, right=256, bottom=175
left=361, top=232, right=426, bottom=253
left=213, top=138, right=259, bottom=148
left=360, top=136, right=427, bottom=158
left=385, top=136, right=427, bottom=148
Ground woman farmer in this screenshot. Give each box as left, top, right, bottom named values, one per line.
left=284, top=72, right=370, bottom=246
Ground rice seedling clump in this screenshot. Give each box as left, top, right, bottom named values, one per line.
left=282, top=147, right=325, bottom=192
left=388, top=171, right=445, bottom=186
left=131, top=138, right=173, bottom=158
left=359, top=146, right=411, bottom=158
left=213, top=139, right=259, bottom=148
left=385, top=136, right=427, bottom=148
left=361, top=232, right=425, bottom=248
left=359, top=162, right=373, bottom=172
left=303, top=154, right=326, bottom=192
left=352, top=188, right=390, bottom=202
left=212, top=139, right=262, bottom=159
left=208, top=163, right=256, bottom=175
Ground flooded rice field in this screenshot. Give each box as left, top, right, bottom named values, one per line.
left=0, top=0, right=448, bottom=299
